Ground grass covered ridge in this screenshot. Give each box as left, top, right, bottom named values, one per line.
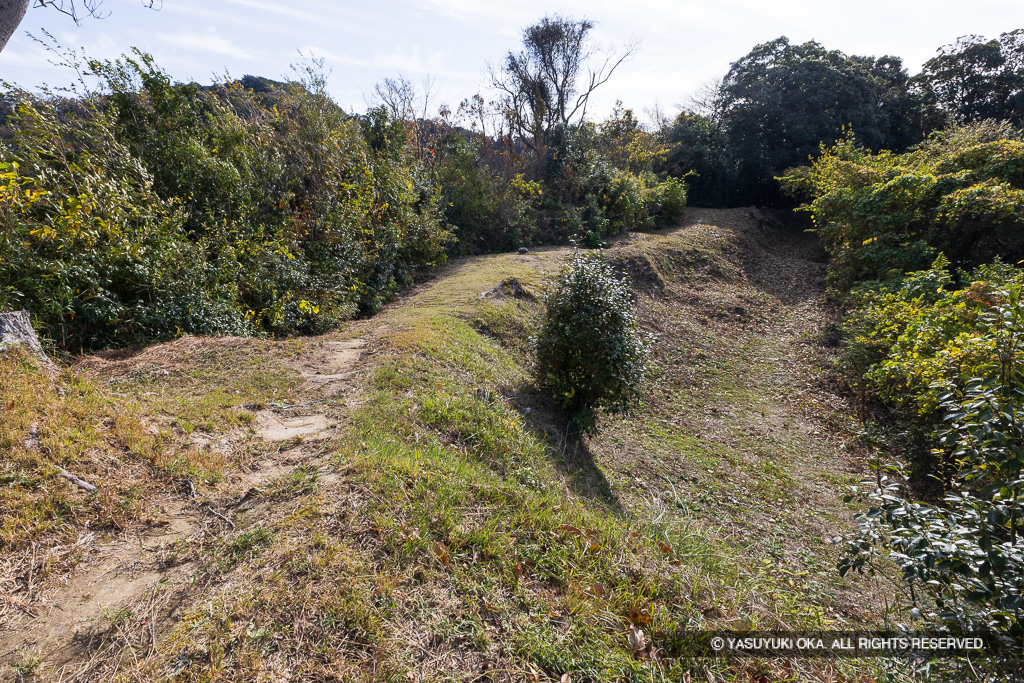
left=1, top=210, right=892, bottom=682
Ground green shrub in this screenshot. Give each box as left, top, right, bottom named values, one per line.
left=430, top=132, right=537, bottom=253
left=535, top=251, right=651, bottom=435
left=840, top=288, right=1024, bottom=677
left=780, top=122, right=1024, bottom=294
left=0, top=52, right=450, bottom=349
left=836, top=257, right=1024, bottom=476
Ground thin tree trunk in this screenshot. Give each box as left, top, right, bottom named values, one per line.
left=0, top=0, right=30, bottom=53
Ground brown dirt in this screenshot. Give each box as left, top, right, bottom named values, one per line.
left=253, top=410, right=333, bottom=441
left=293, top=338, right=367, bottom=397
left=0, top=334, right=370, bottom=680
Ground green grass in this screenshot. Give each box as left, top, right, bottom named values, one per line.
left=3, top=211, right=901, bottom=682
left=0, top=348, right=197, bottom=551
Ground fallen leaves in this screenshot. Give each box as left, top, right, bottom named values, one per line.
left=433, top=541, right=450, bottom=565
left=629, top=606, right=651, bottom=625
left=627, top=624, right=647, bottom=655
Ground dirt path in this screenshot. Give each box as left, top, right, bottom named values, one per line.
left=0, top=336, right=369, bottom=680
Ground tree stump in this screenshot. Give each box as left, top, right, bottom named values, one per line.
left=0, top=310, right=58, bottom=371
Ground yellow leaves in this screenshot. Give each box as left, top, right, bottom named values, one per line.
left=297, top=299, right=320, bottom=315
left=732, top=615, right=753, bottom=632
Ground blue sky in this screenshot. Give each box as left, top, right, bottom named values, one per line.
left=2, top=0, right=1023, bottom=123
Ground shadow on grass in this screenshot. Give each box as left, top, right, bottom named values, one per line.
left=508, top=382, right=623, bottom=513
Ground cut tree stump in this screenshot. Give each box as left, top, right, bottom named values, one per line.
left=0, top=310, right=58, bottom=371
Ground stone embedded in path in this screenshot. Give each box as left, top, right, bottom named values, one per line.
left=255, top=410, right=332, bottom=442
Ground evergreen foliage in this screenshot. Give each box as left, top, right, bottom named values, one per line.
left=780, top=121, right=1024, bottom=293
left=841, top=290, right=1024, bottom=677
left=916, top=30, right=1024, bottom=127
left=535, top=251, right=650, bottom=435
left=718, top=37, right=924, bottom=206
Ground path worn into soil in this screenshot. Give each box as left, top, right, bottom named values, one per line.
left=0, top=336, right=368, bottom=680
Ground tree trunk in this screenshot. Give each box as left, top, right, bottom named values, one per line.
left=0, top=310, right=58, bottom=372
left=0, top=0, right=30, bottom=53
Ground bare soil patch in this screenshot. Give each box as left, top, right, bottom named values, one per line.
left=1, top=332, right=369, bottom=680
left=253, top=410, right=332, bottom=442
left=294, top=338, right=367, bottom=396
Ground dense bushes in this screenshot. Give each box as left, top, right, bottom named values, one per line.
left=781, top=121, right=1024, bottom=293
left=531, top=120, right=686, bottom=248
left=429, top=131, right=538, bottom=254
left=841, top=290, right=1024, bottom=676
left=535, top=251, right=650, bottom=435
left=0, top=53, right=450, bottom=349
left=0, top=42, right=692, bottom=352
left=788, top=120, right=1024, bottom=672
left=839, top=257, right=1024, bottom=471
left=783, top=121, right=1024, bottom=461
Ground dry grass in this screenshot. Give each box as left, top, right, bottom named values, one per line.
left=1, top=210, right=903, bottom=682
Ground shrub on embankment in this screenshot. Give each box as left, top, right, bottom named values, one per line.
left=786, top=121, right=1024, bottom=674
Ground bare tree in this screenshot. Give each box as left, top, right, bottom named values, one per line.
left=685, top=76, right=728, bottom=128
left=642, top=99, right=674, bottom=132
left=490, top=14, right=639, bottom=149
left=374, top=74, right=416, bottom=121
left=372, top=73, right=437, bottom=122
left=1, top=0, right=159, bottom=54
left=369, top=73, right=440, bottom=160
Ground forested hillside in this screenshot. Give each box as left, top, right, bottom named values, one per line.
left=2, top=16, right=1024, bottom=682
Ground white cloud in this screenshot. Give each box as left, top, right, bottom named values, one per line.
left=157, top=32, right=253, bottom=60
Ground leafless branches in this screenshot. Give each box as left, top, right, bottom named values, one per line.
left=489, top=15, right=640, bottom=146
left=33, top=0, right=160, bottom=25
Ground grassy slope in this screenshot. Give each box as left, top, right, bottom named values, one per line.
left=0, top=209, right=895, bottom=682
